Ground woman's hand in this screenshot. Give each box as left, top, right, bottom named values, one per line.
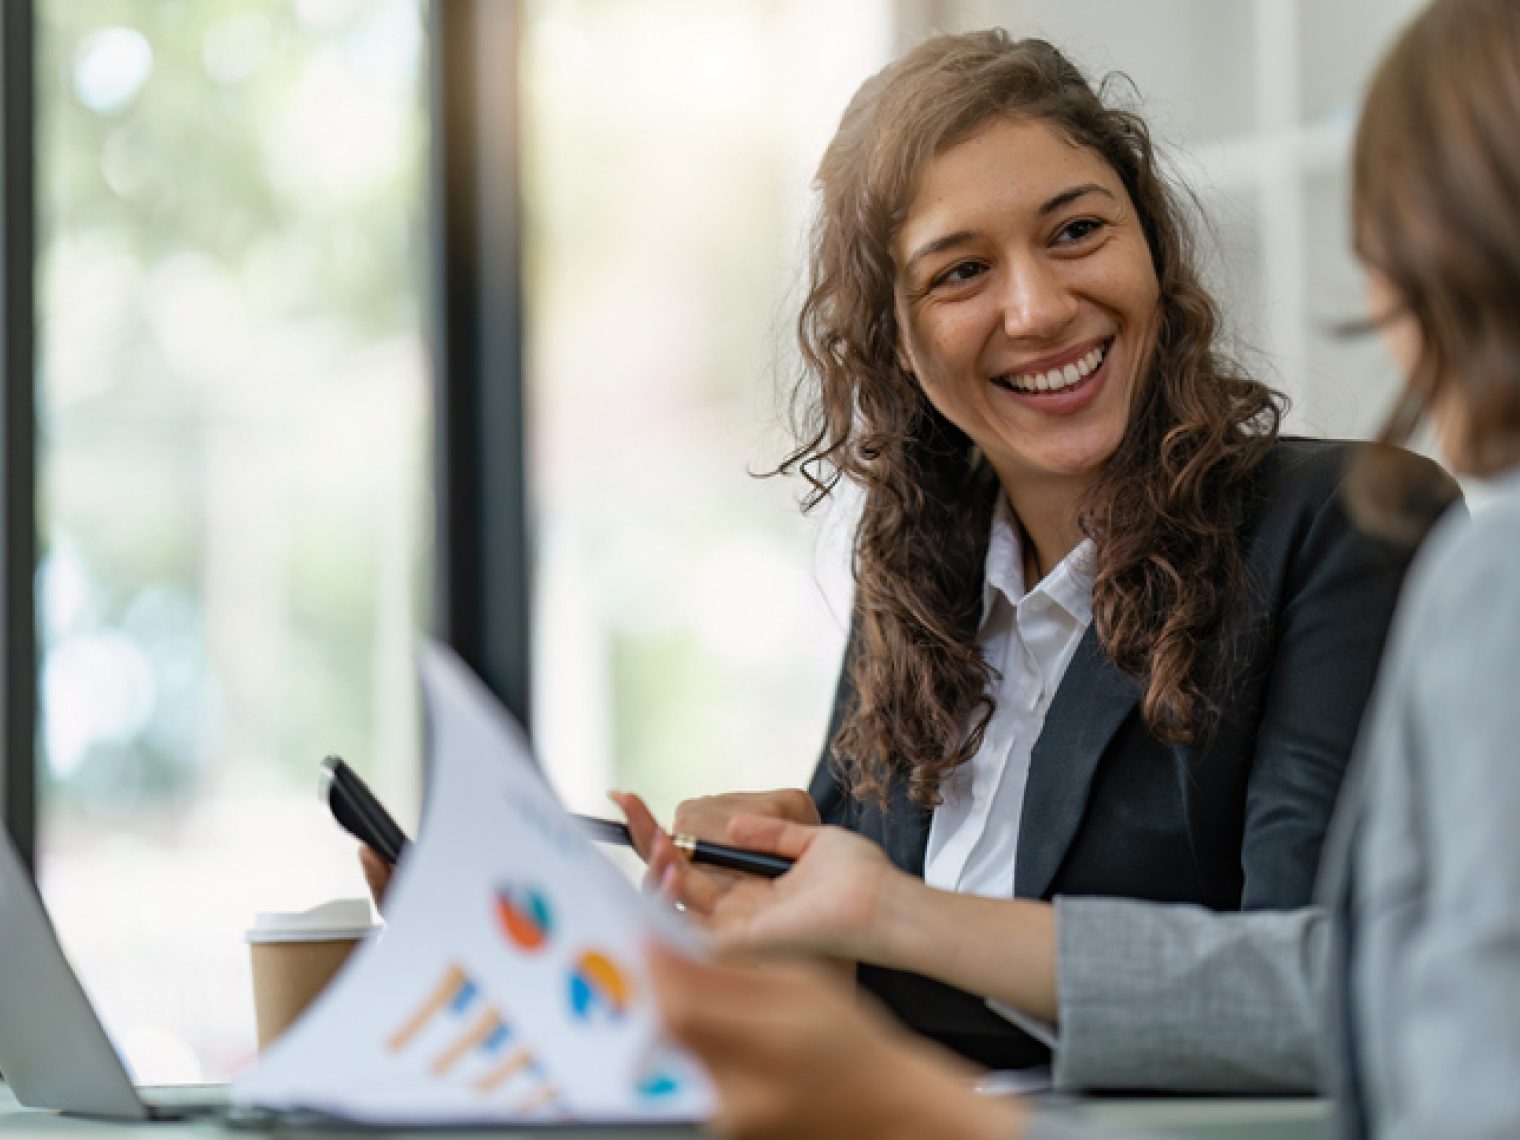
left=609, top=788, right=820, bottom=917
left=647, top=947, right=1025, bottom=1140
left=708, top=816, right=911, bottom=964
left=710, top=816, right=1063, bottom=1023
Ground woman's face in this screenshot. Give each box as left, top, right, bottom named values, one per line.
left=1365, top=270, right=1422, bottom=378
left=1365, top=267, right=1469, bottom=470
left=891, top=117, right=1162, bottom=498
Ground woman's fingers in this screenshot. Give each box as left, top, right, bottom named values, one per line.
left=358, top=845, right=392, bottom=909
left=651, top=829, right=729, bottom=916
left=612, top=789, right=754, bottom=913
left=648, top=945, right=783, bottom=1044
left=609, top=790, right=661, bottom=861
left=672, top=788, right=820, bottom=843
left=724, top=813, right=821, bottom=859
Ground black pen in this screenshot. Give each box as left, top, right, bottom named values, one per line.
left=320, top=753, right=793, bottom=879
left=573, top=813, right=794, bottom=879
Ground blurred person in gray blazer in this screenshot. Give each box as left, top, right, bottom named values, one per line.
left=646, top=1, right=1520, bottom=1137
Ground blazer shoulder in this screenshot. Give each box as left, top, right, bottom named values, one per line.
left=1245, top=437, right=1455, bottom=535
left=1252, top=437, right=1355, bottom=505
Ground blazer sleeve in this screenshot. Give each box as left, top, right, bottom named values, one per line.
left=1050, top=897, right=1328, bottom=1093
left=1236, top=466, right=1452, bottom=909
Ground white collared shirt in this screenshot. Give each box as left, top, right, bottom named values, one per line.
left=923, top=495, right=1095, bottom=900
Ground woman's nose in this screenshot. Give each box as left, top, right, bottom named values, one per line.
left=999, top=259, right=1078, bottom=341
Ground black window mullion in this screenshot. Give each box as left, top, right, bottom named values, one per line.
left=0, top=0, right=36, bottom=875
left=428, top=0, right=532, bottom=735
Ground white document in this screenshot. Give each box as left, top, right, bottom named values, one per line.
left=233, top=644, right=715, bottom=1125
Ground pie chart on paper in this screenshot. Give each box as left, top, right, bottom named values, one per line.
left=567, top=951, right=632, bottom=1023
left=495, top=885, right=554, bottom=952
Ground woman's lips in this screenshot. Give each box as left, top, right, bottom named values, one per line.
left=994, top=338, right=1114, bottom=415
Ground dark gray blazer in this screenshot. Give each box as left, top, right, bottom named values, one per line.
left=810, top=438, right=1446, bottom=1069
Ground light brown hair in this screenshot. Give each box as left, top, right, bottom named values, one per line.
left=781, top=32, right=1284, bottom=807
left=1353, top=0, right=1520, bottom=489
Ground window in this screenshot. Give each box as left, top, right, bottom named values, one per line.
left=523, top=0, right=891, bottom=818
left=34, top=0, right=430, bottom=1082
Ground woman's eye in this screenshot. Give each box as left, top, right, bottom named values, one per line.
left=1056, top=218, right=1104, bottom=245
left=931, top=261, right=986, bottom=289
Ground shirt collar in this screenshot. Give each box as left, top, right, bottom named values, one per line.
left=980, top=494, right=1095, bottom=629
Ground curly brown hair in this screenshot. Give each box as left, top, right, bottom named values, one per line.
left=780, top=32, right=1285, bottom=808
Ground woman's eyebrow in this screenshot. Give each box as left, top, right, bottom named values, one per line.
left=1039, top=183, right=1115, bottom=216
left=902, top=231, right=975, bottom=276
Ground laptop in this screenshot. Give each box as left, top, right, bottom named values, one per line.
left=0, top=826, right=229, bottom=1120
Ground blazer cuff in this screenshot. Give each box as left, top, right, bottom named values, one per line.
left=1049, top=895, right=1328, bottom=1094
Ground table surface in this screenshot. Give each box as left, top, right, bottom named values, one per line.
left=0, top=1082, right=1329, bottom=1139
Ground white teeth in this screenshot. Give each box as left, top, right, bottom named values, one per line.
left=1003, top=342, right=1108, bottom=394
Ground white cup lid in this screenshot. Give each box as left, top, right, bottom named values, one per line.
left=247, top=898, right=378, bottom=943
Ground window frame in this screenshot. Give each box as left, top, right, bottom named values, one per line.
left=429, top=0, right=533, bottom=736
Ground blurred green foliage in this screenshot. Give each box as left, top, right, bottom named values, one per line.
left=37, top=0, right=429, bottom=814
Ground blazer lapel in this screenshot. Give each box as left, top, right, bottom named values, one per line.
left=1014, top=625, right=1139, bottom=899
left=879, top=779, right=934, bottom=877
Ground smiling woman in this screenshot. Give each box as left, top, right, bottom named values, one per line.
left=782, top=36, right=1300, bottom=821
left=624, top=30, right=1459, bottom=1077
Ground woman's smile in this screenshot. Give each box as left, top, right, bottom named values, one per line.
left=991, top=336, right=1113, bottom=416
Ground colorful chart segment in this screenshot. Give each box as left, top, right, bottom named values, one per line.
left=386, top=893, right=673, bottom=1113
left=568, top=950, right=633, bottom=1023
left=637, top=1072, right=682, bottom=1099
left=495, top=885, right=554, bottom=952
left=386, top=964, right=561, bottom=1112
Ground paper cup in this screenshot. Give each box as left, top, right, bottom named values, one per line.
left=247, top=898, right=377, bottom=1049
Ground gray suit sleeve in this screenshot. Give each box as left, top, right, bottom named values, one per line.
left=1023, top=1117, right=1119, bottom=1140
left=1050, top=897, right=1328, bottom=1093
